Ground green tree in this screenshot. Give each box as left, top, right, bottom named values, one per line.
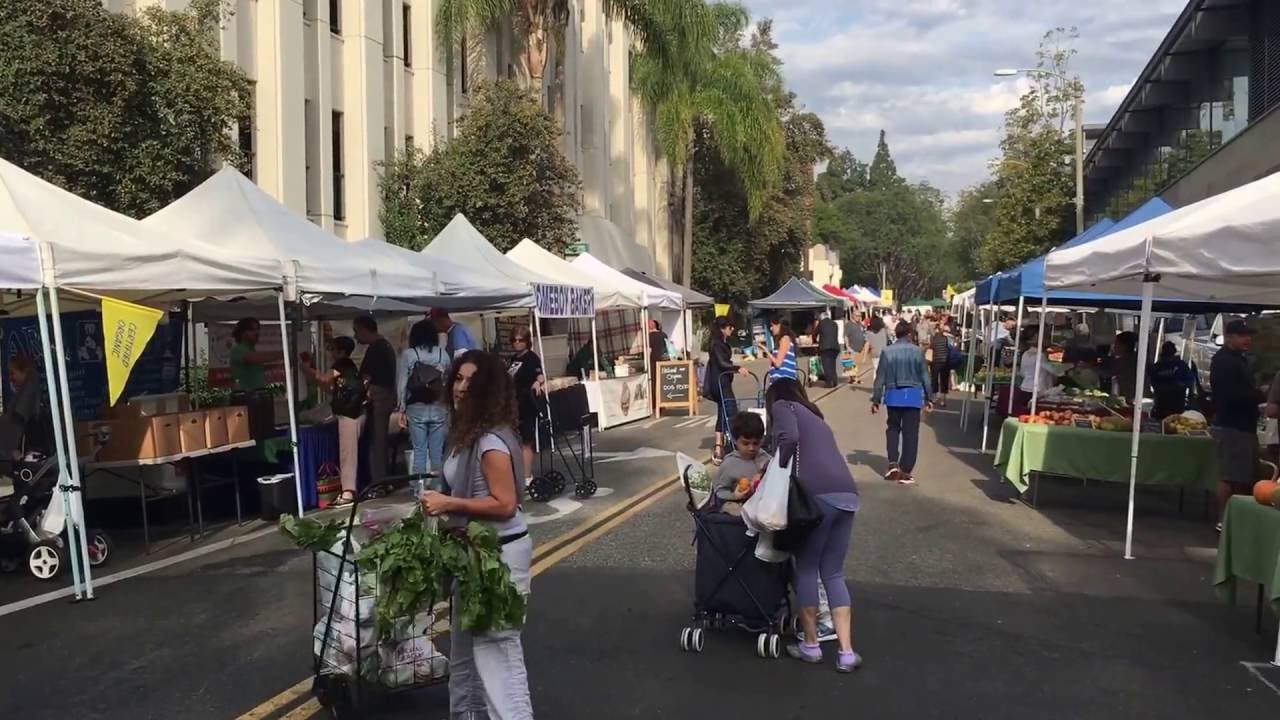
left=379, top=80, right=580, bottom=253
left=980, top=27, right=1081, bottom=273
left=630, top=1, right=785, bottom=287
left=814, top=134, right=954, bottom=301
left=0, top=0, right=251, bottom=218
left=949, top=181, right=998, bottom=282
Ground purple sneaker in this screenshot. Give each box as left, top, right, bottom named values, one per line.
left=786, top=642, right=823, bottom=664
left=836, top=650, right=863, bottom=673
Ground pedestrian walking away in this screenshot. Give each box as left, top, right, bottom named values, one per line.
left=864, top=315, right=891, bottom=382
left=845, top=311, right=866, bottom=385
left=928, top=328, right=952, bottom=408
left=399, top=318, right=450, bottom=483
left=766, top=378, right=862, bottom=671
left=705, top=316, right=749, bottom=465
left=421, top=350, right=535, bottom=720
left=871, top=321, right=933, bottom=485
left=817, top=311, right=842, bottom=389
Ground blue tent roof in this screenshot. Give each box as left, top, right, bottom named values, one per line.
left=994, top=197, right=1174, bottom=304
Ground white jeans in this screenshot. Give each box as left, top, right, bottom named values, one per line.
left=449, top=534, right=534, bottom=720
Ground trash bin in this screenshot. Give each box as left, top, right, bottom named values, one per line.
left=257, top=473, right=296, bottom=521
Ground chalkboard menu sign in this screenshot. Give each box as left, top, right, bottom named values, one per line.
left=656, top=360, right=698, bottom=416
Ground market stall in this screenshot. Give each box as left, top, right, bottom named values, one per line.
left=1214, top=495, right=1280, bottom=623
left=621, top=267, right=712, bottom=358
left=749, top=278, right=850, bottom=385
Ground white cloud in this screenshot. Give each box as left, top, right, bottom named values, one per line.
left=741, top=0, right=1188, bottom=195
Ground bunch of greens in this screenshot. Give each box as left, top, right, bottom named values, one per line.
left=279, top=515, right=345, bottom=552
left=357, top=517, right=526, bottom=638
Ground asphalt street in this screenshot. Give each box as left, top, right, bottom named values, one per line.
left=2, top=380, right=1278, bottom=719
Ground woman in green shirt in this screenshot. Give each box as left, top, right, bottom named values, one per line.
left=229, top=318, right=279, bottom=391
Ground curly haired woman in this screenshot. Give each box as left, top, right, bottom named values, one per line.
left=421, top=350, right=533, bottom=719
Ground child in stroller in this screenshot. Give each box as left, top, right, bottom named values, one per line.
left=0, top=356, right=111, bottom=579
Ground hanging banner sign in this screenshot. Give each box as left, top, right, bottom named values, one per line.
left=534, top=283, right=595, bottom=318
left=102, top=297, right=165, bottom=406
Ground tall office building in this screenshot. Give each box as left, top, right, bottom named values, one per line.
left=106, top=0, right=674, bottom=278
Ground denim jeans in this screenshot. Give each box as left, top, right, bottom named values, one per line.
left=886, top=406, right=921, bottom=473
left=407, top=402, right=448, bottom=476
left=449, top=534, right=533, bottom=720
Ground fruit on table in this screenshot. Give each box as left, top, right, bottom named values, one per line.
left=735, top=477, right=752, bottom=494
left=1095, top=417, right=1133, bottom=432
left=1163, top=415, right=1208, bottom=434
left=1255, top=480, right=1278, bottom=507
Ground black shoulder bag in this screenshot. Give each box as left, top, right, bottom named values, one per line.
left=772, top=442, right=823, bottom=553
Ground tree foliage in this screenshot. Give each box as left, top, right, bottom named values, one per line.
left=0, top=0, right=251, bottom=218
left=687, top=20, right=828, bottom=305
left=949, top=181, right=998, bottom=283
left=379, top=81, right=580, bottom=253
left=980, top=27, right=1081, bottom=274
left=814, top=132, right=958, bottom=302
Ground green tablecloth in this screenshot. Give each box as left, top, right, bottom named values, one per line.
left=1214, top=495, right=1280, bottom=615
left=993, top=418, right=1217, bottom=494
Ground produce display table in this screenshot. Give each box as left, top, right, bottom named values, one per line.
left=1214, top=496, right=1280, bottom=622
left=86, top=440, right=257, bottom=552
left=993, top=418, right=1216, bottom=495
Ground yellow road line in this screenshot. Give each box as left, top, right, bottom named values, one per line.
left=279, top=698, right=322, bottom=720
left=234, top=677, right=311, bottom=720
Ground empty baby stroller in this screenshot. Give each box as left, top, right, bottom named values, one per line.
left=676, top=462, right=792, bottom=659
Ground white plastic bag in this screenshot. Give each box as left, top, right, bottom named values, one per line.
left=753, top=531, right=789, bottom=563
left=741, top=454, right=791, bottom=532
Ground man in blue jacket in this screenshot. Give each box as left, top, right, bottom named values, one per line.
left=871, top=321, right=933, bottom=485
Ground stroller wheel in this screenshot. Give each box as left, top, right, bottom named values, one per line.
left=756, top=633, right=769, bottom=659
left=691, top=628, right=705, bottom=653
left=527, top=476, right=554, bottom=503
left=545, top=470, right=567, bottom=495
left=28, top=540, right=63, bottom=581
left=769, top=634, right=782, bottom=659
left=679, top=627, right=691, bottom=651
left=574, top=479, right=598, bottom=499
left=87, top=530, right=112, bottom=567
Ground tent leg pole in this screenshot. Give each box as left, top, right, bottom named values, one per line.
left=1007, top=296, right=1025, bottom=417
left=980, top=302, right=997, bottom=452
left=533, top=310, right=551, bottom=455
left=35, top=287, right=83, bottom=599
left=591, top=317, right=601, bottom=381
left=48, top=287, right=94, bottom=597
left=962, top=305, right=979, bottom=431
left=1124, top=279, right=1156, bottom=560
left=277, top=292, right=305, bottom=517
left=1030, top=297, right=1048, bottom=415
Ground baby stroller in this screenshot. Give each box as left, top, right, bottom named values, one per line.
left=718, top=370, right=766, bottom=448
left=0, top=406, right=112, bottom=581
left=676, top=462, right=792, bottom=659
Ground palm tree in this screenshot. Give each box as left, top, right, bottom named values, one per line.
left=630, top=1, right=784, bottom=286
left=435, top=0, right=659, bottom=104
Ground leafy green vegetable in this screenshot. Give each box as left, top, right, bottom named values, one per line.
left=278, top=515, right=344, bottom=552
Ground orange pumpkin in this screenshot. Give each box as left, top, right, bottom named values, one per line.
left=1254, top=480, right=1278, bottom=506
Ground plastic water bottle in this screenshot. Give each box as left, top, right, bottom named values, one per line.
left=409, top=477, right=424, bottom=502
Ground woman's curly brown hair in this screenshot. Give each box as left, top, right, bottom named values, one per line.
left=447, top=350, right=517, bottom=450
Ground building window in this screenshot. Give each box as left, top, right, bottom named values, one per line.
left=403, top=4, right=413, bottom=67
left=330, top=0, right=341, bottom=35
left=406, top=134, right=414, bottom=150
left=332, top=111, right=345, bottom=221
left=238, top=89, right=256, bottom=181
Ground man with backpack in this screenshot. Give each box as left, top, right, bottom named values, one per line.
left=399, top=319, right=449, bottom=480
left=929, top=324, right=958, bottom=408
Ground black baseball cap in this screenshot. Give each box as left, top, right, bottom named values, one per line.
left=1224, top=319, right=1257, bottom=336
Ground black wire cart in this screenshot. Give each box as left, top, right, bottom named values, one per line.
left=676, top=464, right=793, bottom=659
left=717, top=370, right=764, bottom=448
left=311, top=474, right=450, bottom=719
left=527, top=383, right=598, bottom=502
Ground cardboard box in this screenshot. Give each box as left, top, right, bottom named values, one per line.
left=225, top=406, right=251, bottom=444
left=96, top=414, right=182, bottom=462
left=106, top=393, right=191, bottom=420
left=178, top=411, right=208, bottom=454
left=204, top=409, right=229, bottom=448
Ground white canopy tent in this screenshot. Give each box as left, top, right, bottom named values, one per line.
left=348, top=237, right=532, bottom=310
left=1044, top=170, right=1280, bottom=665
left=0, top=159, right=296, bottom=600
left=569, top=253, right=683, bottom=311
left=507, top=239, right=638, bottom=309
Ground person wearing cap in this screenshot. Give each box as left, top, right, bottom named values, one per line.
left=431, top=309, right=478, bottom=359
left=1209, top=319, right=1263, bottom=530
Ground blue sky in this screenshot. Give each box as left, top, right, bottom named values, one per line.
left=739, top=0, right=1188, bottom=197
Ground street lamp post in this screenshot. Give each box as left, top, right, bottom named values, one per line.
left=994, top=68, right=1084, bottom=236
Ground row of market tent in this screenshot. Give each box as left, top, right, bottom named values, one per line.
left=954, top=169, right=1280, bottom=579
left=0, top=158, right=710, bottom=600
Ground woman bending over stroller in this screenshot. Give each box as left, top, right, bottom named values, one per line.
left=767, top=378, right=862, bottom=672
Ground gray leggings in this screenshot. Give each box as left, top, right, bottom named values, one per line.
left=793, top=503, right=855, bottom=609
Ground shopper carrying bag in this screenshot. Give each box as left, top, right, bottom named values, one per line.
left=742, top=453, right=792, bottom=533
